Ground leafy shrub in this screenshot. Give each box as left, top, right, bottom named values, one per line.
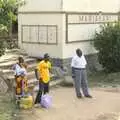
left=92, top=22, right=120, bottom=72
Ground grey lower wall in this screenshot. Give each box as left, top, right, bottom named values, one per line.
left=85, top=53, right=103, bottom=74
left=51, top=53, right=103, bottom=75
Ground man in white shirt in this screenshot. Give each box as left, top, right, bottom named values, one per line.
left=71, top=48, right=92, bottom=98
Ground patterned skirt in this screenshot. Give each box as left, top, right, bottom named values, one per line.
left=15, top=76, right=28, bottom=95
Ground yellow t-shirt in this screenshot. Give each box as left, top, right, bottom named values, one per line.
left=37, top=60, right=51, bottom=83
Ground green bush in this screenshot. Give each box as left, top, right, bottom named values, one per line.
left=92, top=22, right=120, bottom=72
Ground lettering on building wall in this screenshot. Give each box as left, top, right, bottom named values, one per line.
left=68, top=14, right=118, bottom=24
left=66, top=13, right=119, bottom=43
left=22, top=25, right=57, bottom=44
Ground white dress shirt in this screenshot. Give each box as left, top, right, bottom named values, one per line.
left=71, top=55, right=87, bottom=69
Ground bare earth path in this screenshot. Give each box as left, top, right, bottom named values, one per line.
left=20, top=87, right=120, bottom=120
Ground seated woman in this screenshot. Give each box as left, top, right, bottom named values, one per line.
left=13, top=57, right=28, bottom=96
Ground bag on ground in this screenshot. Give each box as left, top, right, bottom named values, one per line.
left=41, top=94, right=52, bottom=108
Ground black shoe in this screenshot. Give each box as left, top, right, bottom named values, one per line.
left=85, top=95, right=92, bottom=98
left=77, top=95, right=82, bottom=99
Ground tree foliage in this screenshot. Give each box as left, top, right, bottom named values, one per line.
left=0, top=0, right=25, bottom=56
left=92, top=22, right=120, bottom=72
left=0, top=0, right=25, bottom=32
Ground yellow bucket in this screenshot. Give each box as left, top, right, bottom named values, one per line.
left=20, top=96, right=33, bottom=109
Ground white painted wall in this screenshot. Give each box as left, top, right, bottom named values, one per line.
left=62, top=42, right=97, bottom=58
left=61, top=0, right=120, bottom=58
left=68, top=24, right=101, bottom=42
left=19, top=0, right=62, bottom=12
left=61, top=14, right=97, bottom=59
left=18, top=13, right=63, bottom=58
left=18, top=0, right=120, bottom=59
left=63, top=0, right=120, bottom=12
left=62, top=14, right=118, bottom=58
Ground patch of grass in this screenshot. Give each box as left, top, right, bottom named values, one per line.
left=0, top=93, right=20, bottom=120
left=88, top=71, right=120, bottom=87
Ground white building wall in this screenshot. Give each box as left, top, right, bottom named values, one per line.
left=19, top=0, right=62, bottom=12
left=18, top=0, right=120, bottom=59
left=63, top=0, right=119, bottom=12
left=18, top=13, right=63, bottom=58
left=61, top=14, right=97, bottom=59
left=61, top=0, right=120, bottom=58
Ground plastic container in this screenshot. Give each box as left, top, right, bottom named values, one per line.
left=20, top=95, right=33, bottom=109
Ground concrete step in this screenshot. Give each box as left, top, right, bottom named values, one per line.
left=0, top=55, right=30, bottom=64
left=12, top=76, right=61, bottom=91
left=27, top=73, right=56, bottom=84
left=27, top=63, right=36, bottom=72
left=12, top=78, right=38, bottom=88
left=61, top=76, right=74, bottom=86
left=7, top=70, right=56, bottom=83
left=28, top=78, right=39, bottom=85
left=27, top=71, right=36, bottom=80
left=0, top=51, right=29, bottom=64
left=0, top=58, right=36, bottom=69
left=2, top=69, right=14, bottom=75
left=2, top=63, right=36, bottom=75
left=33, top=79, right=63, bottom=92
left=0, top=54, right=19, bottom=63
left=7, top=71, right=36, bottom=81
left=5, top=49, right=27, bottom=55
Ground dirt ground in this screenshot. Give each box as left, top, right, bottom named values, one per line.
left=17, top=86, right=120, bottom=120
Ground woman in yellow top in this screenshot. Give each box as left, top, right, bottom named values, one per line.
left=34, top=53, right=51, bottom=104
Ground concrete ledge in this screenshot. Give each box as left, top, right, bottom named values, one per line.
left=33, top=79, right=64, bottom=92
left=60, top=76, right=74, bottom=87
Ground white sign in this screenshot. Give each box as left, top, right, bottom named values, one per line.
left=68, top=24, right=101, bottom=42
left=22, top=25, right=57, bottom=44
left=67, top=13, right=118, bottom=42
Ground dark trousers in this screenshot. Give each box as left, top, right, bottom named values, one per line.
left=34, top=81, right=49, bottom=104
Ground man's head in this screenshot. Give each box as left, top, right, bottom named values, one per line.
left=18, top=57, right=24, bottom=63
left=76, top=48, right=82, bottom=57
left=44, top=53, right=50, bottom=62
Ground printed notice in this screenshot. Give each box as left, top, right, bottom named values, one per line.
left=68, top=14, right=118, bottom=24
left=30, top=26, right=39, bottom=42
left=38, top=26, right=47, bottom=43
left=48, top=26, right=57, bottom=44
left=22, top=25, right=57, bottom=44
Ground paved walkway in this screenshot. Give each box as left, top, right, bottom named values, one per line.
left=20, top=87, right=120, bottom=120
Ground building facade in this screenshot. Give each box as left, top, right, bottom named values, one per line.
left=18, top=0, right=120, bottom=70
